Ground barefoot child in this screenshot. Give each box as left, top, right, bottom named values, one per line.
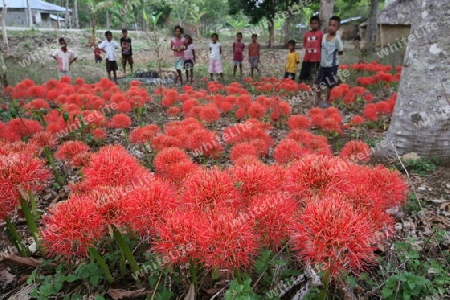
left=315, top=16, right=344, bottom=108
left=183, top=35, right=196, bottom=84
left=171, top=25, right=186, bottom=85
left=299, top=16, right=323, bottom=84
left=51, top=37, right=77, bottom=79
left=98, top=31, right=119, bottom=83
left=232, top=32, right=245, bottom=78
left=285, top=40, right=300, bottom=80
left=120, top=28, right=133, bottom=75
left=248, top=34, right=261, bottom=78
left=208, top=33, right=223, bottom=81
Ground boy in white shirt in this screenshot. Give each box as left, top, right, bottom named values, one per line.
left=51, top=38, right=77, bottom=79
left=98, top=31, right=119, bottom=83
left=208, top=33, right=223, bottom=81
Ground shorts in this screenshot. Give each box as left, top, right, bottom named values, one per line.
left=233, top=60, right=243, bottom=66
left=284, top=72, right=296, bottom=80
left=106, top=59, right=118, bottom=73
left=57, top=70, right=71, bottom=79
left=95, top=56, right=102, bottom=63
left=184, top=59, right=194, bottom=69
left=249, top=57, right=259, bottom=68
left=315, top=65, right=339, bottom=89
left=174, top=57, right=184, bottom=70
left=208, top=60, right=223, bottom=73
left=299, top=61, right=320, bottom=81
left=122, top=55, right=133, bottom=65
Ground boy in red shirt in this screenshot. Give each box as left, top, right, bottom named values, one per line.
left=299, top=16, right=323, bottom=84
left=94, top=42, right=102, bottom=63
left=232, top=32, right=245, bottom=78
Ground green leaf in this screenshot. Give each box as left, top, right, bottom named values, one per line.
left=90, top=275, right=100, bottom=287
left=95, top=296, right=106, bottom=300
left=66, top=274, right=79, bottom=283
left=155, top=290, right=174, bottom=300
left=381, top=287, right=393, bottom=298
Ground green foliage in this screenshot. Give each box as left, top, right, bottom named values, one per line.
left=225, top=276, right=261, bottom=300
left=381, top=272, right=431, bottom=299
left=395, top=157, right=438, bottom=176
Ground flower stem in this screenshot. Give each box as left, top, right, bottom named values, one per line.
left=90, top=248, right=114, bottom=283
left=19, top=195, right=39, bottom=244
left=317, top=270, right=330, bottom=300
left=112, top=225, right=139, bottom=274
left=43, top=147, right=65, bottom=187
left=4, top=217, right=29, bottom=257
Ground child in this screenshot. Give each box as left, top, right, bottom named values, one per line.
left=171, top=25, right=186, bottom=85
left=183, top=35, right=196, bottom=85
left=248, top=34, right=261, bottom=78
left=98, top=31, right=119, bottom=83
left=299, top=16, right=323, bottom=84
left=120, top=28, right=133, bottom=75
left=315, top=16, right=344, bottom=108
left=94, top=42, right=102, bottom=63
left=232, top=32, right=245, bottom=78
left=354, top=32, right=361, bottom=51
left=208, top=33, right=223, bottom=81
left=51, top=37, right=77, bottom=79
left=285, top=40, right=300, bottom=80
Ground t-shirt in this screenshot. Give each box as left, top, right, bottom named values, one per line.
left=209, top=42, right=221, bottom=61
left=303, top=30, right=323, bottom=62
left=120, top=36, right=132, bottom=56
left=320, top=33, right=344, bottom=68
left=249, top=42, right=260, bottom=58
left=233, top=41, right=245, bottom=61
left=94, top=48, right=102, bottom=58
left=51, top=49, right=77, bottom=72
left=98, top=40, right=119, bottom=61
left=171, top=37, right=185, bottom=57
left=184, top=44, right=195, bottom=60
left=285, top=51, right=300, bottom=73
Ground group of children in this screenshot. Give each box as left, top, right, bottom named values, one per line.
left=50, top=15, right=343, bottom=107
left=170, top=26, right=261, bottom=85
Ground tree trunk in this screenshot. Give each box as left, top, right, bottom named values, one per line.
left=268, top=18, right=275, bottom=47
left=26, top=0, right=32, bottom=28
left=366, top=0, right=378, bottom=51
left=319, top=0, right=334, bottom=32
left=383, top=0, right=450, bottom=164
left=65, top=0, right=70, bottom=28
left=284, top=14, right=292, bottom=45
left=73, top=0, right=79, bottom=28
left=1, top=0, right=8, bottom=51
left=106, top=10, right=110, bottom=29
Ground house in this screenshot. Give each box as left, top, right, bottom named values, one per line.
left=377, top=0, right=418, bottom=47
left=339, top=16, right=362, bottom=41
left=1, top=0, right=68, bottom=27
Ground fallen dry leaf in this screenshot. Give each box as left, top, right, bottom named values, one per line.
left=0, top=270, right=16, bottom=289
left=107, top=288, right=147, bottom=300
left=184, top=283, right=195, bottom=300
left=3, top=255, right=41, bottom=268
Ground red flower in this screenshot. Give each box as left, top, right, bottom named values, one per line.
left=30, top=131, right=58, bottom=149
left=375, top=101, right=391, bottom=115
left=248, top=102, right=266, bottom=119
left=8, top=118, right=43, bottom=139
left=91, top=128, right=107, bottom=140
left=230, top=142, right=258, bottom=163
left=250, top=192, right=299, bottom=249
left=350, top=115, right=365, bottom=126
left=200, top=103, right=220, bottom=124
left=110, top=113, right=131, bottom=128
left=120, top=182, right=178, bottom=238
left=129, top=124, right=161, bottom=144
left=274, top=139, right=307, bottom=165
left=40, top=195, right=106, bottom=258
left=291, top=197, right=376, bottom=279
left=339, top=141, right=372, bottom=163
left=288, top=115, right=310, bottom=130
left=55, top=141, right=90, bottom=164
left=82, top=145, right=145, bottom=188
left=182, top=168, right=242, bottom=211
left=167, top=106, right=181, bottom=117
left=117, top=101, right=132, bottom=113
left=23, top=99, right=50, bottom=111
left=363, top=103, right=379, bottom=121
left=363, top=93, right=374, bottom=103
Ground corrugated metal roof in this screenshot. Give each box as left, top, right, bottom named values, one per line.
left=3, top=0, right=68, bottom=13
left=50, top=14, right=64, bottom=21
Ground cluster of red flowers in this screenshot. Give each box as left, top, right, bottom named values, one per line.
left=363, top=93, right=397, bottom=121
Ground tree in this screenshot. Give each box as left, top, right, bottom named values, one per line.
left=26, top=0, right=32, bottom=28
left=366, top=0, right=379, bottom=51
left=189, top=3, right=207, bottom=38
left=1, top=0, right=8, bottom=51
left=320, top=0, right=334, bottom=32
left=383, top=0, right=450, bottom=163
left=73, top=0, right=79, bottom=28
left=65, top=0, right=70, bottom=28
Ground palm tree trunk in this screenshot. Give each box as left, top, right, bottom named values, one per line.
left=383, top=0, right=450, bottom=164
left=1, top=0, right=8, bottom=51
left=366, top=0, right=378, bottom=51
left=268, top=18, right=275, bottom=47
left=65, top=0, right=70, bottom=28
left=320, top=0, right=334, bottom=32
left=73, top=0, right=79, bottom=28
left=106, top=10, right=110, bottom=29
left=26, top=0, right=32, bottom=28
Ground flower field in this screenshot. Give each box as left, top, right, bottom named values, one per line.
left=0, top=62, right=447, bottom=299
